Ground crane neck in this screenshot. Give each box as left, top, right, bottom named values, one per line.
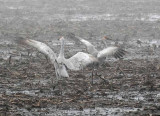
left=59, top=38, right=65, bottom=59
left=102, top=39, right=107, bottom=47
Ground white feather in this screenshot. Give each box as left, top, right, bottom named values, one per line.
left=73, top=36, right=126, bottom=59
left=97, top=47, right=118, bottom=59
left=76, top=36, right=98, bottom=56
left=16, top=37, right=99, bottom=78
left=16, top=38, right=69, bottom=78
left=67, top=52, right=98, bottom=70
left=58, top=37, right=99, bottom=71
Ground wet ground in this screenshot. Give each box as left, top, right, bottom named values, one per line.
left=0, top=0, right=160, bottom=115
left=0, top=39, right=160, bottom=116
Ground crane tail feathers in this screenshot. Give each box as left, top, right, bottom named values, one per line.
left=114, top=48, right=127, bottom=59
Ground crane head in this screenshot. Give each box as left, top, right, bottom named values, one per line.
left=58, top=36, right=65, bottom=41
left=103, top=36, right=112, bottom=40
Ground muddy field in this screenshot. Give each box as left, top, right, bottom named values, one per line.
left=0, top=46, right=160, bottom=116
left=0, top=0, right=160, bottom=116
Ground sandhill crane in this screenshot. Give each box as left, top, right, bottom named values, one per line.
left=68, top=34, right=126, bottom=64
left=57, top=37, right=99, bottom=71
left=101, top=36, right=112, bottom=47
left=16, top=37, right=69, bottom=79
left=136, top=39, right=143, bottom=47
left=146, top=40, right=159, bottom=55
left=16, top=37, right=99, bottom=78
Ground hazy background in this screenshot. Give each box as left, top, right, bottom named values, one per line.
left=0, top=0, right=160, bottom=41
left=0, top=1, right=160, bottom=115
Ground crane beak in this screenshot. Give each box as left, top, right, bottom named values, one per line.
left=103, top=36, right=112, bottom=40
left=58, top=36, right=64, bottom=40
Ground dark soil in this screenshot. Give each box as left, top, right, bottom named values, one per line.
left=0, top=49, right=160, bottom=115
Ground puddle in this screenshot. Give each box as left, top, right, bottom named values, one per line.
left=17, top=107, right=142, bottom=116
left=37, top=13, right=160, bottom=22
left=5, top=89, right=39, bottom=96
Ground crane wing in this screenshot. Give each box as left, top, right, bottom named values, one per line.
left=73, top=36, right=98, bottom=56
left=16, top=37, right=57, bottom=59
left=97, top=47, right=126, bottom=59
left=16, top=37, right=69, bottom=78
left=66, top=52, right=99, bottom=71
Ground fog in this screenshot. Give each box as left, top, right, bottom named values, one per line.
left=0, top=0, right=160, bottom=115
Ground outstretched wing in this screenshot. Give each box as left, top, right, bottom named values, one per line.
left=16, top=37, right=69, bottom=78
left=66, top=52, right=99, bottom=71
left=69, top=35, right=98, bottom=56
left=16, top=37, right=57, bottom=59
left=97, top=47, right=126, bottom=60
